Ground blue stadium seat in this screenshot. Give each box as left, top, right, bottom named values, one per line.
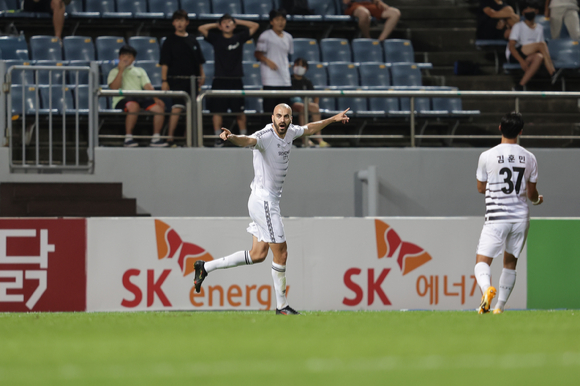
left=292, top=38, right=320, bottom=62
left=149, top=0, right=179, bottom=18
left=38, top=85, right=75, bottom=114
left=432, top=97, right=481, bottom=117
left=63, top=36, right=95, bottom=61
left=30, top=36, right=63, bottom=61
left=35, top=61, right=68, bottom=85
left=535, top=15, right=551, bottom=40
left=95, top=36, right=126, bottom=61
left=320, top=38, right=352, bottom=63
left=197, top=37, right=214, bottom=61
left=383, top=39, right=414, bottom=64
left=398, top=91, right=431, bottom=117
left=135, top=60, right=162, bottom=88
left=243, top=0, right=271, bottom=19
left=390, top=63, right=422, bottom=86
left=352, top=38, right=384, bottom=63
left=181, top=0, right=212, bottom=18
left=359, top=62, right=390, bottom=88
left=65, top=0, right=85, bottom=15
left=100, top=61, right=117, bottom=85
left=242, top=61, right=262, bottom=89
left=243, top=39, right=256, bottom=62
left=4, top=60, right=35, bottom=85
left=10, top=84, right=39, bottom=116
left=67, top=0, right=99, bottom=17
left=0, top=36, right=30, bottom=60
left=336, top=96, right=367, bottom=115
left=118, top=0, right=147, bottom=15
left=306, top=62, right=328, bottom=87
left=202, top=61, right=214, bottom=89
left=73, top=85, right=108, bottom=113
left=245, top=97, right=263, bottom=114
left=128, top=36, right=160, bottom=61
left=327, top=62, right=359, bottom=87
left=318, top=96, right=336, bottom=114
left=67, top=61, right=90, bottom=85
left=307, top=0, right=350, bottom=21
left=85, top=0, right=117, bottom=16
left=212, top=0, right=242, bottom=14
left=364, top=97, right=399, bottom=117
left=549, top=39, right=580, bottom=69
left=100, top=0, right=132, bottom=18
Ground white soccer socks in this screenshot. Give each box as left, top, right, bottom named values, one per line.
left=204, top=250, right=253, bottom=273
left=271, top=262, right=289, bottom=310
left=495, top=268, right=517, bottom=311
left=474, top=262, right=492, bottom=293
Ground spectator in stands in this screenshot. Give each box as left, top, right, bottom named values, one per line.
left=342, top=0, right=401, bottom=41
left=477, top=0, right=520, bottom=40
left=507, top=3, right=557, bottom=90
left=255, top=9, right=293, bottom=115
left=545, top=0, right=580, bottom=41
left=22, top=0, right=65, bottom=39
left=290, top=58, right=330, bottom=148
left=199, top=14, right=259, bottom=147
left=160, top=10, right=206, bottom=147
left=108, top=45, right=167, bottom=147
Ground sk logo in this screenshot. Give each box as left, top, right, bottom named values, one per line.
left=154, top=220, right=213, bottom=276
left=374, top=219, right=432, bottom=275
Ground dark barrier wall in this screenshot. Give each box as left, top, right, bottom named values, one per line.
left=0, top=147, right=578, bottom=218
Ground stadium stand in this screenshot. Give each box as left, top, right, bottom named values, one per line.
left=181, top=0, right=212, bottom=18
left=306, top=62, right=328, bottom=88
left=358, top=62, right=390, bottom=88
left=135, top=60, right=162, bottom=88
left=35, top=61, right=68, bottom=86
left=95, top=36, right=126, bottom=61
left=320, top=38, right=352, bottom=63
left=197, top=36, right=214, bottom=62
left=390, top=63, right=422, bottom=86
left=148, top=0, right=180, bottom=18
left=0, top=36, right=30, bottom=60
left=67, top=61, right=91, bottom=85
left=292, top=38, right=320, bottom=63
left=212, top=0, right=242, bottom=15
left=63, top=36, right=96, bottom=62
left=128, top=36, right=160, bottom=61
left=10, top=84, right=39, bottom=116
left=38, top=85, right=75, bottom=115
left=352, top=38, right=383, bottom=63
left=242, top=61, right=261, bottom=89
left=327, top=62, right=359, bottom=88
left=201, top=61, right=214, bottom=89
left=4, top=60, right=34, bottom=85
left=30, top=36, right=63, bottom=61
left=242, top=39, right=256, bottom=62
left=243, top=0, right=271, bottom=20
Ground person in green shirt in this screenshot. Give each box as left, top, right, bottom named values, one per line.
left=108, top=45, right=167, bottom=147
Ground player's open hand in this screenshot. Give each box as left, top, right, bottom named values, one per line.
left=220, top=127, right=232, bottom=141
left=335, top=108, right=350, bottom=124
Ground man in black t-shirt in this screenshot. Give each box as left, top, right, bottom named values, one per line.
left=477, top=0, right=519, bottom=40
left=290, top=58, right=329, bottom=148
left=199, top=14, right=259, bottom=147
left=160, top=10, right=206, bottom=146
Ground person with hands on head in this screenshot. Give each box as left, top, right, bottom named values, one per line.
left=160, top=10, right=206, bottom=147
left=198, top=14, right=259, bottom=147
left=108, top=45, right=167, bottom=147
left=193, top=104, right=349, bottom=315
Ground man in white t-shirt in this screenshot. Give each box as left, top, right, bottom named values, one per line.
left=474, top=112, right=543, bottom=314
left=507, top=4, right=557, bottom=90
left=545, top=0, right=580, bottom=41
left=255, top=9, right=294, bottom=114
left=193, top=104, right=350, bottom=315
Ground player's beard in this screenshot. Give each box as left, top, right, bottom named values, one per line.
left=274, top=121, right=288, bottom=136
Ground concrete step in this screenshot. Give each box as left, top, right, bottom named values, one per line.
left=408, top=28, right=477, bottom=51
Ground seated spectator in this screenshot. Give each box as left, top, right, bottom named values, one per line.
left=22, top=0, right=66, bottom=39
left=477, top=0, right=519, bottom=40
left=108, top=45, right=167, bottom=147
left=545, top=0, right=580, bottom=41
left=342, top=0, right=401, bottom=41
left=290, top=58, right=329, bottom=148
left=507, top=3, right=557, bottom=90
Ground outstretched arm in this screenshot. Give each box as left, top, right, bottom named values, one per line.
left=220, top=128, right=257, bottom=147
left=303, top=108, right=350, bottom=136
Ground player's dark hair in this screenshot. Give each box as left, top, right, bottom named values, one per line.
left=269, top=8, right=287, bottom=21
left=524, top=1, right=541, bottom=10
left=500, top=112, right=524, bottom=139
left=119, top=45, right=137, bottom=58
left=172, top=9, right=188, bottom=21
left=293, top=58, right=308, bottom=69
left=219, top=13, right=234, bottom=24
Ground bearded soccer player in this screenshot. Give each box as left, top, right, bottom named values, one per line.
left=474, top=112, right=543, bottom=314
left=194, top=104, right=350, bottom=314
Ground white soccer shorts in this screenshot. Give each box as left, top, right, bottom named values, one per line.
left=476, top=221, right=530, bottom=258
left=246, top=193, right=286, bottom=244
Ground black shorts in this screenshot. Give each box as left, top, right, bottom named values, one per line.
left=115, top=97, right=156, bottom=111
left=23, top=0, right=53, bottom=13
left=262, top=86, right=292, bottom=115
left=508, top=47, right=527, bottom=64
left=208, top=78, right=244, bottom=113
left=168, top=79, right=194, bottom=108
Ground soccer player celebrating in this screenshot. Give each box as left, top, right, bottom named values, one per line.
left=194, top=104, right=350, bottom=315
left=474, top=112, right=543, bottom=314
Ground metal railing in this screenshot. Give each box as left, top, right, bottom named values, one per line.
left=196, top=89, right=580, bottom=148
left=97, top=89, right=193, bottom=146
left=5, top=64, right=95, bottom=171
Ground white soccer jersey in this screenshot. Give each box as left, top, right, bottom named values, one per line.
left=476, top=143, right=538, bottom=223
left=249, top=123, right=305, bottom=201
left=255, top=29, right=293, bottom=87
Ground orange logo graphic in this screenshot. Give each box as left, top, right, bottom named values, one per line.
left=375, top=219, right=432, bottom=275
left=154, top=220, right=213, bottom=276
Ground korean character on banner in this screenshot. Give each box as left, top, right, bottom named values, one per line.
left=416, top=275, right=439, bottom=305
left=444, top=275, right=466, bottom=304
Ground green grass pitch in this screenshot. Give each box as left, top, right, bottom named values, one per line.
left=1, top=310, right=579, bottom=386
